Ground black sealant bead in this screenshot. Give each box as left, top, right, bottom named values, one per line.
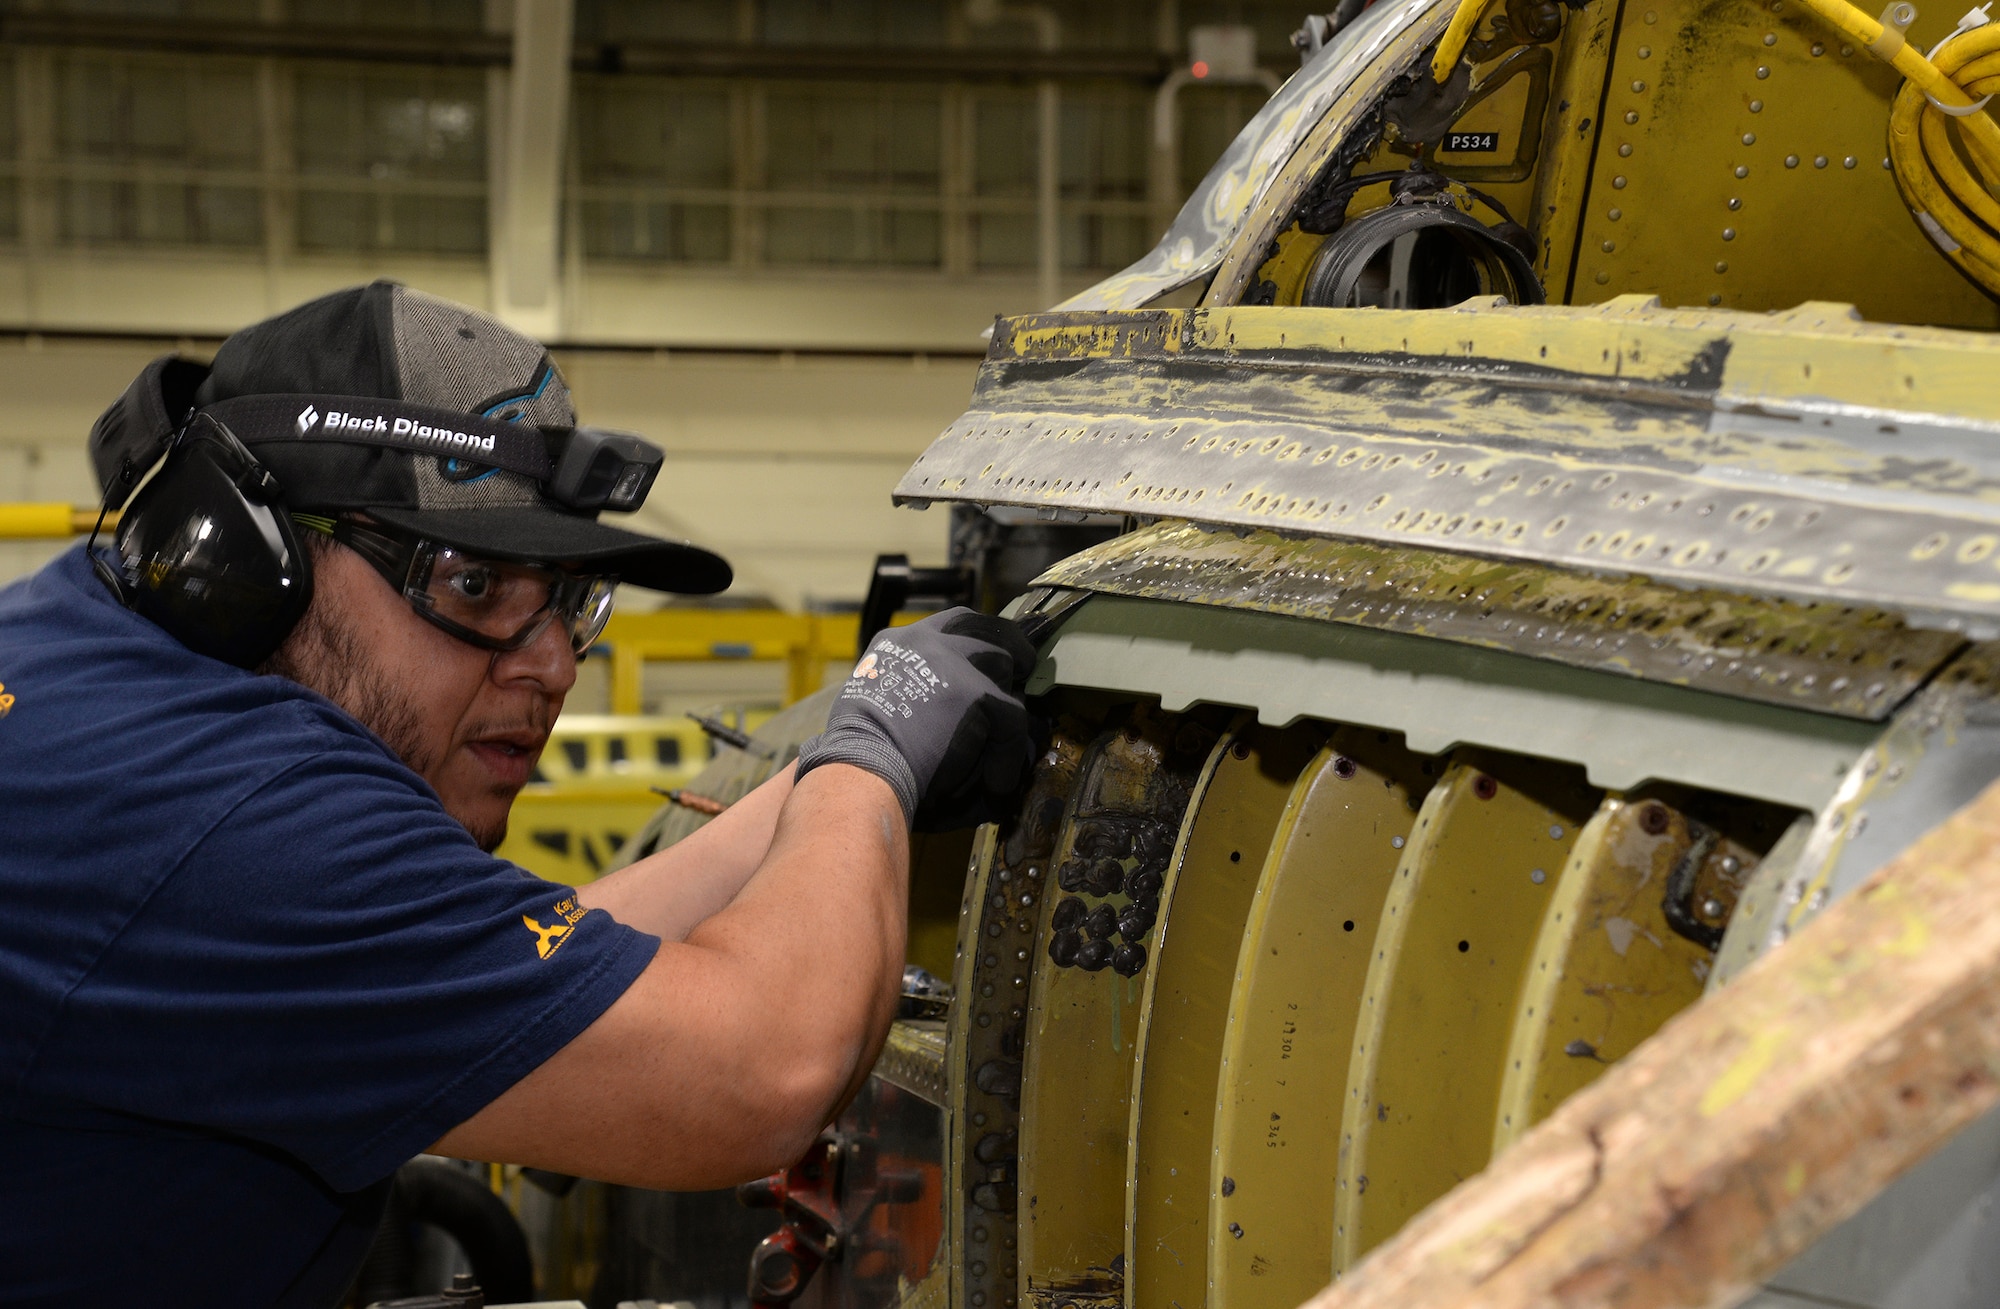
left=1047, top=931, right=1081, bottom=968
left=1075, top=824, right=1127, bottom=859
left=1117, top=903, right=1156, bottom=939
left=1084, top=902, right=1119, bottom=941
left=1076, top=938, right=1113, bottom=972
left=1056, top=859, right=1087, bottom=893
left=1051, top=897, right=1086, bottom=933
left=1125, top=869, right=1165, bottom=901
left=1085, top=857, right=1125, bottom=896
left=974, top=1130, right=1017, bottom=1165
left=1133, top=823, right=1173, bottom=867
left=1110, top=942, right=1147, bottom=976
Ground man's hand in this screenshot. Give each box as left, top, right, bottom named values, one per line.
left=796, top=608, right=1039, bottom=831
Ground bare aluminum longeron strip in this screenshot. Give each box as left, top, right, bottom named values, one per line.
left=897, top=305, right=2000, bottom=638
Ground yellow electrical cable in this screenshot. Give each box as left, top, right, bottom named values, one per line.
left=1430, top=0, right=1489, bottom=81
left=1887, top=19, right=2000, bottom=290
left=1753, top=0, right=2000, bottom=292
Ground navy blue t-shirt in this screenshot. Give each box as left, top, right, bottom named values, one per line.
left=0, top=548, right=660, bottom=1305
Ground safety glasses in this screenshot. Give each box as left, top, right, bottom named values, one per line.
left=302, top=516, right=616, bottom=654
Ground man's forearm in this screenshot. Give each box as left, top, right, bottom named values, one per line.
left=433, top=763, right=910, bottom=1187
left=576, top=763, right=797, bottom=939
left=682, top=763, right=912, bottom=1134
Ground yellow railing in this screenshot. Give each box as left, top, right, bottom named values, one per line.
left=596, top=608, right=862, bottom=711
left=0, top=503, right=105, bottom=538
left=495, top=711, right=777, bottom=884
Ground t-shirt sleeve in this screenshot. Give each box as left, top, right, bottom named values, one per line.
left=36, top=716, right=660, bottom=1192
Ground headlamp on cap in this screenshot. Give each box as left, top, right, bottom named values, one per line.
left=547, top=427, right=663, bottom=513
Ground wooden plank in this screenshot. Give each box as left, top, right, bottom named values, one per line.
left=1300, top=775, right=2000, bottom=1309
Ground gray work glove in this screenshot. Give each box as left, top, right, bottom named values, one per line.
left=796, top=608, right=1040, bottom=831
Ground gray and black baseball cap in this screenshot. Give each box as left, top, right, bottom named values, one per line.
left=91, top=280, right=730, bottom=595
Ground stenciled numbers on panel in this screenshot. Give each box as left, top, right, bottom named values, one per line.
left=1208, top=728, right=1437, bottom=1309
left=1124, top=721, right=1325, bottom=1309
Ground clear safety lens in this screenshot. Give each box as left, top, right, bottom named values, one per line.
left=412, top=544, right=615, bottom=653
left=567, top=577, right=617, bottom=652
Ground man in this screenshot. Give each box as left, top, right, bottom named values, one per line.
left=0, top=282, right=1038, bottom=1305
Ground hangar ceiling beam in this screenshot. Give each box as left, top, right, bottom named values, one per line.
left=0, top=14, right=1168, bottom=82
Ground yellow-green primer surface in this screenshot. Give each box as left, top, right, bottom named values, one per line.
left=1334, top=754, right=1598, bottom=1271
left=1208, top=731, right=1434, bottom=1309
left=1125, top=723, right=1319, bottom=1309
left=1491, top=796, right=1719, bottom=1151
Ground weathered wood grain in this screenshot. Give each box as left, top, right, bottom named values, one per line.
left=1300, top=776, right=2000, bottom=1309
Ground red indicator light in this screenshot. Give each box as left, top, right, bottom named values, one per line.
left=1191, top=59, right=1211, bottom=78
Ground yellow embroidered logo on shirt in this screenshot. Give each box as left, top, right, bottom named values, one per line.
left=0, top=681, right=13, bottom=719
left=524, top=895, right=588, bottom=959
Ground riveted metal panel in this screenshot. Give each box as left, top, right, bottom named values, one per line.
left=1333, top=754, right=1598, bottom=1270
left=879, top=1022, right=950, bottom=1107
left=1714, top=645, right=2000, bottom=988
left=1491, top=794, right=1768, bottom=1151
left=898, top=303, right=2000, bottom=633
left=1562, top=0, right=1998, bottom=325
left=1122, top=722, right=1321, bottom=1309
left=1036, top=521, right=1964, bottom=720
left=1208, top=731, right=1435, bottom=1309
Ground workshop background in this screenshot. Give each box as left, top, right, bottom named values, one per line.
left=0, top=0, right=1300, bottom=616
left=0, top=0, right=1297, bottom=909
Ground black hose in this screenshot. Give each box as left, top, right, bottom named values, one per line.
left=353, top=1160, right=536, bottom=1306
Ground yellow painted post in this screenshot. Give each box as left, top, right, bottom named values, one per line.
left=1333, top=754, right=1599, bottom=1271
left=787, top=616, right=823, bottom=704
left=576, top=608, right=900, bottom=714
left=608, top=641, right=644, bottom=716
left=1126, top=722, right=1321, bottom=1309
left=1208, top=729, right=1435, bottom=1309
left=1017, top=708, right=1219, bottom=1308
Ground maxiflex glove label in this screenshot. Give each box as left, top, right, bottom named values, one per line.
left=848, top=640, right=948, bottom=720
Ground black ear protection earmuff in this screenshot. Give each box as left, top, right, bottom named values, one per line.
left=89, top=412, right=314, bottom=670
left=85, top=354, right=313, bottom=669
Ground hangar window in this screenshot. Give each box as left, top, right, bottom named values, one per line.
left=0, top=0, right=1320, bottom=292
left=757, top=0, right=949, bottom=48
left=764, top=86, right=944, bottom=267
left=294, top=67, right=487, bottom=256
left=973, top=87, right=1158, bottom=274
left=573, top=78, right=733, bottom=264
left=48, top=54, right=262, bottom=249
left=573, top=0, right=735, bottom=44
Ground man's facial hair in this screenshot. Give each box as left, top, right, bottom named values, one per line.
left=262, top=596, right=446, bottom=810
